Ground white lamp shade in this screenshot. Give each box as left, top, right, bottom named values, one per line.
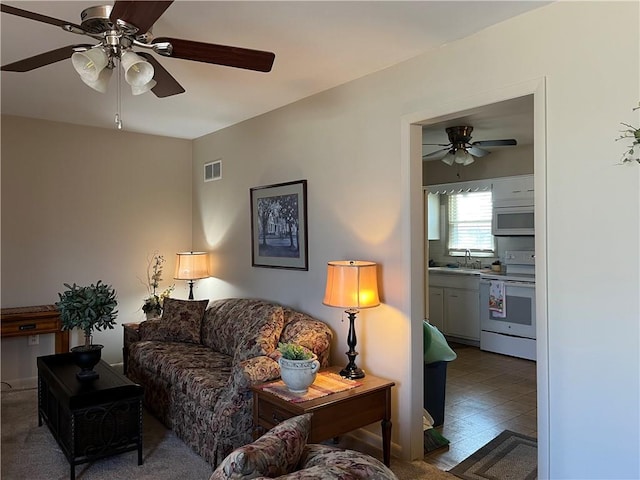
left=441, top=151, right=455, bottom=166
left=174, top=252, right=210, bottom=280
left=80, top=67, right=113, bottom=93
left=323, top=261, right=380, bottom=309
left=72, top=49, right=109, bottom=82
left=121, top=51, right=154, bottom=87
left=131, top=79, right=157, bottom=96
left=454, top=149, right=474, bottom=165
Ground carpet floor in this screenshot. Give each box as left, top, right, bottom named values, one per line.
left=448, top=430, right=537, bottom=480
left=2, top=388, right=455, bottom=480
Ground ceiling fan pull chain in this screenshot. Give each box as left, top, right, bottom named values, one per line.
left=115, top=59, right=123, bottom=130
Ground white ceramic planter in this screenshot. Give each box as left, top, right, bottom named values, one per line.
left=278, top=355, right=320, bottom=393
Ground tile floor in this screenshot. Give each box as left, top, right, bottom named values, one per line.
left=423, top=343, right=537, bottom=471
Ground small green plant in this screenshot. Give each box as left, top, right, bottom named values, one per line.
left=278, top=342, right=313, bottom=360
left=56, top=281, right=118, bottom=347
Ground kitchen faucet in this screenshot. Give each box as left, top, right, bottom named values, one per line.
left=464, top=249, right=471, bottom=267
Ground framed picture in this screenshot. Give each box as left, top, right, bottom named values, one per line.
left=250, top=180, right=308, bottom=270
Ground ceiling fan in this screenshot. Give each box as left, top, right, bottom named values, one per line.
left=0, top=1, right=276, bottom=99
left=423, top=126, right=517, bottom=166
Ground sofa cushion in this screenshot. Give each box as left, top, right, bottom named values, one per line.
left=202, top=299, right=285, bottom=362
left=130, top=341, right=232, bottom=409
left=210, top=413, right=312, bottom=479
left=140, top=298, right=208, bottom=344
left=297, top=444, right=398, bottom=479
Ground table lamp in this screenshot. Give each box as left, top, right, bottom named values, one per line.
left=174, top=252, right=210, bottom=299
left=323, top=260, right=380, bottom=379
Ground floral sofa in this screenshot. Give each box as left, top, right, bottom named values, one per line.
left=125, top=297, right=333, bottom=467
left=210, top=413, right=398, bottom=479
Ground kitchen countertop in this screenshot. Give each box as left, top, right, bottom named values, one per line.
left=428, top=266, right=494, bottom=276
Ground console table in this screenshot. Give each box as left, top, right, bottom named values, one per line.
left=1, top=304, right=69, bottom=353
left=252, top=367, right=395, bottom=466
left=38, top=353, right=144, bottom=480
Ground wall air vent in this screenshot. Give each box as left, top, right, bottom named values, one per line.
left=204, top=160, right=222, bottom=182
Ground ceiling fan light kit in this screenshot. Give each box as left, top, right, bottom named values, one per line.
left=423, top=125, right=517, bottom=167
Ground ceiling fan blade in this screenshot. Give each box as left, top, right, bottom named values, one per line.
left=153, top=37, right=275, bottom=72
left=110, top=1, right=173, bottom=34
left=0, top=3, right=82, bottom=30
left=1, top=45, right=92, bottom=72
left=422, top=147, right=450, bottom=158
left=467, top=146, right=490, bottom=157
left=472, top=139, right=518, bottom=147
left=137, top=52, right=185, bottom=98
left=422, top=142, right=452, bottom=147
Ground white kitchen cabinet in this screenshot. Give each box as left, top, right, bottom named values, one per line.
left=428, top=287, right=444, bottom=331
left=492, top=175, right=534, bottom=204
left=425, top=191, right=440, bottom=240
left=428, top=272, right=480, bottom=343
left=445, top=288, right=480, bottom=340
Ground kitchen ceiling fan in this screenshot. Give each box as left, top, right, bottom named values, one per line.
left=423, top=126, right=517, bottom=166
left=0, top=1, right=276, bottom=99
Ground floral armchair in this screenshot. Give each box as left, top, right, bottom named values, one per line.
left=210, top=414, right=398, bottom=479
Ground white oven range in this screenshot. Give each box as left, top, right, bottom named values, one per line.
left=479, top=250, right=536, bottom=361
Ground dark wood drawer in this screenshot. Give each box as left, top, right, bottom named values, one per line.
left=256, top=397, right=296, bottom=428
left=2, top=317, right=61, bottom=336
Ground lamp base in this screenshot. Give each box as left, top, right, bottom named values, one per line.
left=340, top=364, right=365, bottom=379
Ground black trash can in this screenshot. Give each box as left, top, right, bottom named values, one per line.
left=423, top=360, right=448, bottom=427
left=423, top=321, right=456, bottom=428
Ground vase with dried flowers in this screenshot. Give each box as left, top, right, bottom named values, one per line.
left=142, top=252, right=174, bottom=319
left=616, top=102, right=640, bottom=164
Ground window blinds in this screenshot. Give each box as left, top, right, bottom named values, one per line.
left=448, top=191, right=494, bottom=255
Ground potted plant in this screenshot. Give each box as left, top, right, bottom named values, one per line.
left=141, top=252, right=174, bottom=319
left=616, top=102, right=640, bottom=164
left=277, top=342, right=320, bottom=394
left=56, top=280, right=118, bottom=381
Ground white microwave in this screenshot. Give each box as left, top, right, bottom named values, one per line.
left=492, top=204, right=534, bottom=236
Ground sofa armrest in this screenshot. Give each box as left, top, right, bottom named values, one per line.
left=137, top=318, right=163, bottom=340
left=230, top=355, right=281, bottom=392
left=280, top=314, right=333, bottom=368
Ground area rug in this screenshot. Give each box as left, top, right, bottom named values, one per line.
left=1, top=388, right=213, bottom=479
left=449, top=430, right=537, bottom=480
left=2, top=387, right=456, bottom=480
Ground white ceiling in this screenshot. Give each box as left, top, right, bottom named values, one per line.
left=1, top=1, right=548, bottom=140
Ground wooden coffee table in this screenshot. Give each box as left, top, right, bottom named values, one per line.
left=251, top=366, right=395, bottom=466
left=37, top=353, right=144, bottom=480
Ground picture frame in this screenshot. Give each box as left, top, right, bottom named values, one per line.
left=250, top=180, right=308, bottom=270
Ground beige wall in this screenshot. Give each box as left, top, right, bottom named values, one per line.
left=423, top=144, right=534, bottom=185
left=191, top=2, right=639, bottom=477
left=1, top=115, right=193, bottom=385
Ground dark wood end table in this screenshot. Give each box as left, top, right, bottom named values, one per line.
left=251, top=366, right=395, bottom=466
left=37, top=353, right=144, bottom=480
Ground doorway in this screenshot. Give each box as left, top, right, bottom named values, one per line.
left=403, top=77, right=548, bottom=475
